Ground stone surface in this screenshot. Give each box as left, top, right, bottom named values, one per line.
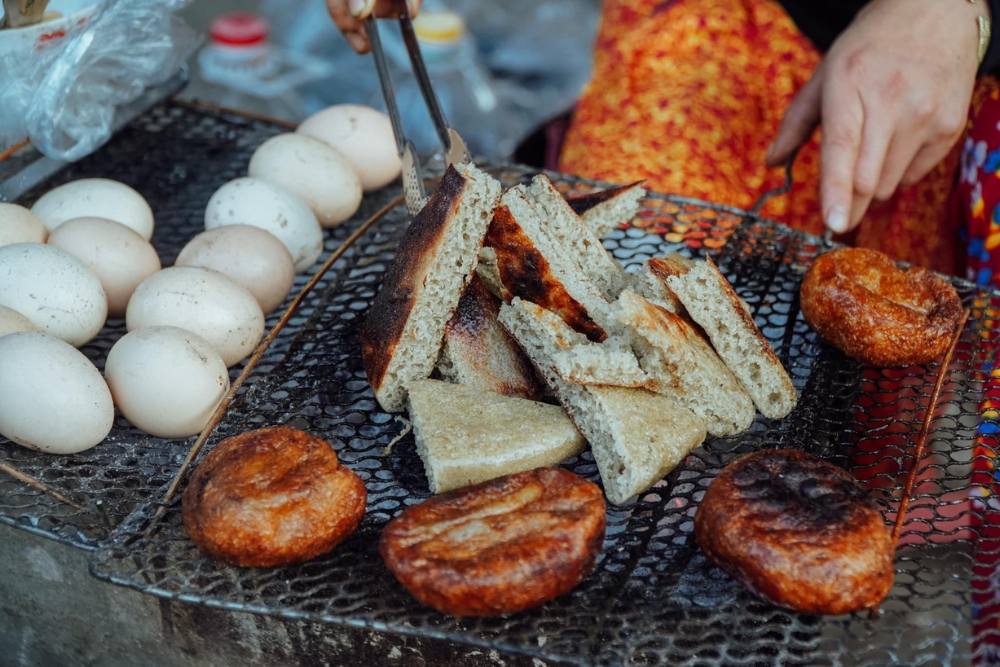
left=0, top=526, right=544, bottom=666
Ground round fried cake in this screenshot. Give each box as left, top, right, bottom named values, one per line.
left=183, top=426, right=366, bottom=567
left=695, top=449, right=894, bottom=615
left=800, top=247, right=961, bottom=367
left=380, top=467, right=605, bottom=616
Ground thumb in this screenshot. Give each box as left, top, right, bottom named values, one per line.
left=767, top=71, right=822, bottom=167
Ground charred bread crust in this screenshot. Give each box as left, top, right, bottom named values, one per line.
left=485, top=205, right=607, bottom=342
left=182, top=426, right=367, bottom=567
left=694, top=449, right=894, bottom=615
left=442, top=275, right=543, bottom=399
left=359, top=165, right=468, bottom=395
left=380, top=467, right=605, bottom=616
left=566, top=180, right=645, bottom=216
left=800, top=247, right=962, bottom=367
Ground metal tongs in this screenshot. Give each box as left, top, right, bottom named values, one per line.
left=365, top=8, right=471, bottom=217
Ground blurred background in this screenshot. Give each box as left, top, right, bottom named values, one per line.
left=178, top=0, right=601, bottom=161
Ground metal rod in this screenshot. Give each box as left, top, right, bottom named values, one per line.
left=365, top=19, right=407, bottom=158
left=147, top=195, right=405, bottom=535
left=750, top=147, right=799, bottom=217
left=398, top=15, right=452, bottom=153
left=0, top=460, right=84, bottom=511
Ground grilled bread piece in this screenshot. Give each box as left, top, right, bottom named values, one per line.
left=628, top=263, right=682, bottom=313
left=360, top=163, right=501, bottom=412
left=695, top=449, right=894, bottom=614
left=380, top=467, right=605, bottom=616
left=407, top=379, right=585, bottom=494
left=485, top=187, right=614, bottom=341
left=648, top=255, right=797, bottom=420
left=474, top=246, right=505, bottom=299
left=183, top=427, right=366, bottom=567
left=437, top=276, right=542, bottom=400
left=499, top=298, right=706, bottom=505
left=614, top=290, right=754, bottom=436
left=566, top=180, right=646, bottom=238
left=527, top=174, right=628, bottom=297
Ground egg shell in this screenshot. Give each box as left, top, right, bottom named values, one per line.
left=298, top=104, right=401, bottom=192
left=175, top=225, right=295, bottom=315
left=0, top=243, right=108, bottom=347
left=0, top=332, right=114, bottom=454
left=105, top=326, right=230, bottom=439
left=47, top=217, right=162, bottom=319
left=204, top=177, right=323, bottom=272
left=126, top=266, right=265, bottom=367
left=30, top=178, right=154, bottom=240
left=0, top=305, right=38, bottom=337
left=248, top=133, right=363, bottom=228
left=0, top=203, right=47, bottom=246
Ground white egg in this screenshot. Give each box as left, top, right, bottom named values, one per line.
left=0, top=305, right=38, bottom=337
left=248, top=133, right=363, bottom=228
left=175, top=225, right=295, bottom=315
left=298, top=104, right=401, bottom=192
left=126, top=266, right=265, bottom=367
left=0, top=203, right=47, bottom=247
left=31, top=178, right=154, bottom=240
left=0, top=243, right=107, bottom=346
left=0, top=332, right=113, bottom=454
left=204, top=177, right=323, bottom=272
left=105, top=326, right=229, bottom=438
left=47, top=217, right=162, bottom=319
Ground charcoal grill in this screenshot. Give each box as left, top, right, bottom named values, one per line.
left=0, top=101, right=996, bottom=665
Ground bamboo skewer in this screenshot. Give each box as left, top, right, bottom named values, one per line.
left=0, top=461, right=84, bottom=511
left=867, top=308, right=970, bottom=619
left=145, top=195, right=403, bottom=535
left=890, top=308, right=970, bottom=547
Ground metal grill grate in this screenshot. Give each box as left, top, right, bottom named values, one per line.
left=1, top=102, right=995, bottom=665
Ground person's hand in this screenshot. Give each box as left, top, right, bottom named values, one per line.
left=767, top=0, right=985, bottom=233
left=326, top=0, right=421, bottom=53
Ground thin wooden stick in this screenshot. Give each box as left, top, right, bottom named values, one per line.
left=147, top=195, right=404, bottom=533
left=890, top=308, right=970, bottom=547
left=0, top=461, right=84, bottom=511
left=868, top=309, right=971, bottom=618
left=0, top=138, right=30, bottom=163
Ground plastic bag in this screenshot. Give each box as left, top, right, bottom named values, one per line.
left=0, top=0, right=198, bottom=161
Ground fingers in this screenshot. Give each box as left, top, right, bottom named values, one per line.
left=847, top=99, right=891, bottom=226
left=326, top=0, right=371, bottom=52
left=767, top=72, right=822, bottom=167
left=326, top=0, right=422, bottom=53
left=899, top=142, right=952, bottom=188
left=820, top=84, right=865, bottom=234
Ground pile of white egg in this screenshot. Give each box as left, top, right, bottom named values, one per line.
left=0, top=104, right=400, bottom=454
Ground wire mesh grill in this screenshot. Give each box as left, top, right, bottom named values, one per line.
left=1, top=102, right=995, bottom=664
left=0, top=102, right=372, bottom=548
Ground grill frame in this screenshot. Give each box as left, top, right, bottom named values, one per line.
left=0, top=102, right=994, bottom=665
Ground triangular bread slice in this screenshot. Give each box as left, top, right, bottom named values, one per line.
left=566, top=180, right=646, bottom=238
left=485, top=187, right=614, bottom=341
left=437, top=275, right=542, bottom=400
left=628, top=263, right=683, bottom=313
left=527, top=174, right=628, bottom=297
left=360, top=163, right=501, bottom=412
left=408, top=379, right=585, bottom=494
left=537, top=318, right=652, bottom=388
left=474, top=247, right=505, bottom=299
left=499, top=298, right=707, bottom=505
left=614, top=290, right=755, bottom=436
left=648, top=254, right=797, bottom=419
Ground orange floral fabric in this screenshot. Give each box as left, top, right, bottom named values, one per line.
left=560, top=0, right=964, bottom=274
